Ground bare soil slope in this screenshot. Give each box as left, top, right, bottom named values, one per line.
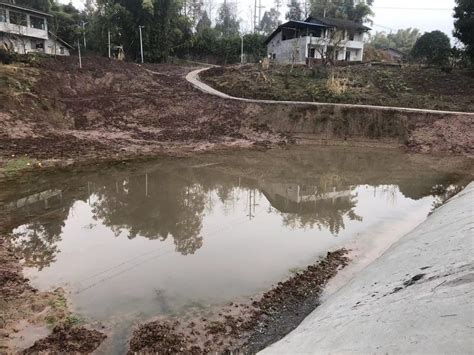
left=0, top=57, right=283, bottom=161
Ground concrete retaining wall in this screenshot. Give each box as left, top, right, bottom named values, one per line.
left=260, top=182, right=474, bottom=354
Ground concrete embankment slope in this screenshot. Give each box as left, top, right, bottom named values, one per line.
left=261, top=182, right=474, bottom=354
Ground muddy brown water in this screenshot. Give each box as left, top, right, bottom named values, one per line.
left=1, top=146, right=472, bottom=352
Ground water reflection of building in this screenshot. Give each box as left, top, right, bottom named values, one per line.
left=1, top=188, right=74, bottom=270
left=5, top=189, right=63, bottom=212
left=261, top=182, right=354, bottom=212
left=260, top=182, right=361, bottom=235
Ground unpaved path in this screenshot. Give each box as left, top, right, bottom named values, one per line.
left=187, top=67, right=474, bottom=115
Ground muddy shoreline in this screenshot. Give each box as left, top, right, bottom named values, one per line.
left=1, top=229, right=348, bottom=353
left=0, top=237, right=107, bottom=353
left=128, top=250, right=349, bottom=354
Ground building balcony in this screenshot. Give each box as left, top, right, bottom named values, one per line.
left=0, top=22, right=48, bottom=40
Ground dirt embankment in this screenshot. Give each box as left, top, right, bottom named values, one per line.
left=199, top=65, right=474, bottom=156
left=0, top=237, right=106, bottom=353
left=0, top=57, right=286, bottom=164
left=129, top=250, right=349, bottom=354
left=1, top=57, right=473, bottom=170
left=201, top=64, right=474, bottom=112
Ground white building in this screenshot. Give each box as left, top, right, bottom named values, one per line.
left=0, top=1, right=71, bottom=56
left=265, top=17, right=370, bottom=64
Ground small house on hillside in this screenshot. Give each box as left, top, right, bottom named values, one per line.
left=0, top=1, right=71, bottom=55
left=265, top=16, right=370, bottom=64
left=381, top=47, right=406, bottom=63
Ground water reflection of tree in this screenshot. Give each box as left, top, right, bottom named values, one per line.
left=277, top=195, right=362, bottom=235
left=9, top=213, right=66, bottom=270
left=90, top=172, right=207, bottom=255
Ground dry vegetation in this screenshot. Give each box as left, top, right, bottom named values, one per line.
left=201, top=64, right=474, bottom=112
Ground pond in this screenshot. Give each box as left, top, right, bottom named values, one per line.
left=1, top=146, right=471, bottom=351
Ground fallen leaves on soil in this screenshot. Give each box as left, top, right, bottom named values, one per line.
left=128, top=249, right=349, bottom=354
left=22, top=324, right=106, bottom=354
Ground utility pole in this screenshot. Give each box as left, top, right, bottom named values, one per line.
left=139, top=25, right=144, bottom=64
left=107, top=30, right=111, bottom=58
left=77, top=40, right=82, bottom=69
left=254, top=0, right=257, bottom=32
left=240, top=35, right=244, bottom=64
left=81, top=21, right=88, bottom=49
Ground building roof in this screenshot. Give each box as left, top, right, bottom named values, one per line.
left=0, top=1, right=52, bottom=17
left=48, top=31, right=73, bottom=49
left=264, top=20, right=329, bottom=44
left=306, top=16, right=371, bottom=31
left=382, top=47, right=407, bottom=56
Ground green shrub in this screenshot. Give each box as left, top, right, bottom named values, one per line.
left=0, top=47, right=12, bottom=64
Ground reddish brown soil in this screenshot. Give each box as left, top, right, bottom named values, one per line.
left=22, top=325, right=106, bottom=354
left=0, top=237, right=106, bottom=353
left=128, top=249, right=349, bottom=354
left=0, top=57, right=286, bottom=161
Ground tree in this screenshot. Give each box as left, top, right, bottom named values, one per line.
left=13, top=0, right=51, bottom=12
left=370, top=28, right=421, bottom=53
left=453, top=0, right=474, bottom=62
left=215, top=1, right=240, bottom=37
left=50, top=2, right=82, bottom=47
left=310, top=0, right=373, bottom=24
left=196, top=10, right=211, bottom=33
left=258, top=8, right=279, bottom=35
left=286, top=0, right=303, bottom=21
left=411, top=30, right=452, bottom=66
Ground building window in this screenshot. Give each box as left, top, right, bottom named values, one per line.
left=349, top=32, right=355, bottom=41
left=0, top=8, right=6, bottom=22
left=60, top=46, right=64, bottom=54
left=30, top=15, right=45, bottom=30
left=9, top=11, right=27, bottom=26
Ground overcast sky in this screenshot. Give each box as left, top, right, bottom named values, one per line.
left=63, top=0, right=457, bottom=40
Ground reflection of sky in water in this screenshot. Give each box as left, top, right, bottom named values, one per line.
left=4, top=147, right=469, bottom=329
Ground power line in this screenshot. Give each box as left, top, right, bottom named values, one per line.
left=373, top=7, right=452, bottom=11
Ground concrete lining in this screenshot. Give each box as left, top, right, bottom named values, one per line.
left=260, top=182, right=474, bottom=354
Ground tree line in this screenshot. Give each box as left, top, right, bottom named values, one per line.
left=3, top=0, right=473, bottom=66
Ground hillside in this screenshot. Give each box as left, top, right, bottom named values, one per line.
left=201, top=64, right=474, bottom=112
left=0, top=57, right=283, bottom=163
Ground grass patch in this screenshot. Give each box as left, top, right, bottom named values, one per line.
left=2, top=157, right=40, bottom=175
left=202, top=64, right=474, bottom=112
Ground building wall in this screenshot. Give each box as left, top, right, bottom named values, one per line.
left=1, top=32, right=69, bottom=56
left=269, top=30, right=366, bottom=64
left=0, top=7, right=48, bottom=40
left=267, top=32, right=308, bottom=65
left=45, top=37, right=70, bottom=56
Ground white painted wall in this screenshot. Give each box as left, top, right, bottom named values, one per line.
left=0, top=8, right=48, bottom=40
left=268, top=29, right=366, bottom=63
left=267, top=32, right=307, bottom=65
left=0, top=33, right=70, bottom=56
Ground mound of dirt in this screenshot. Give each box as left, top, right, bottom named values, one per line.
left=22, top=325, right=106, bottom=354
left=0, top=56, right=286, bottom=162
